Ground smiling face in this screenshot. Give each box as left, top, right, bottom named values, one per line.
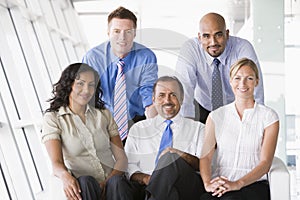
left=198, top=13, right=229, bottom=57
left=108, top=18, right=136, bottom=58
left=153, top=80, right=183, bottom=119
left=69, top=70, right=96, bottom=110
left=230, top=65, right=258, bottom=100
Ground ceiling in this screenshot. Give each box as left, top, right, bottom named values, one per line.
left=70, top=0, right=251, bottom=35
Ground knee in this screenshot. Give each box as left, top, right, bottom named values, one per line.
left=161, top=152, right=179, bottom=160
left=78, top=175, right=97, bottom=185
left=157, top=152, right=180, bottom=167
left=106, top=174, right=124, bottom=187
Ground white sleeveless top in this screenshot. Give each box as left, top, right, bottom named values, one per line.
left=210, top=102, right=279, bottom=181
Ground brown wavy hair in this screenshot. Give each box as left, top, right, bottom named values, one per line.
left=45, top=63, right=105, bottom=112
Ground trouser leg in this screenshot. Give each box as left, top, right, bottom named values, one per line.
left=197, top=102, right=210, bottom=124
left=200, top=180, right=270, bottom=200
left=241, top=180, right=270, bottom=200
left=106, top=174, right=146, bottom=200
left=77, top=175, right=102, bottom=200
left=146, top=152, right=205, bottom=200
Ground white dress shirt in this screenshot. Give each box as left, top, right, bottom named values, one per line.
left=124, top=114, right=205, bottom=178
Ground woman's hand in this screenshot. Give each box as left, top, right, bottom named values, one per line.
left=204, top=176, right=226, bottom=195
left=61, top=171, right=82, bottom=200
left=205, top=176, right=243, bottom=197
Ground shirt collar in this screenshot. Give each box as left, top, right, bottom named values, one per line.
left=231, top=101, right=258, bottom=118
left=155, top=113, right=182, bottom=126
left=109, top=42, right=136, bottom=64
left=57, top=105, right=91, bottom=116
left=204, top=51, right=221, bottom=67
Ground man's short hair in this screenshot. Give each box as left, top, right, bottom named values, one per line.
left=153, top=76, right=184, bottom=99
left=108, top=6, right=137, bottom=28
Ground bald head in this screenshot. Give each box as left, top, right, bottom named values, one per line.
left=198, top=12, right=229, bottom=57
left=199, top=12, right=226, bottom=31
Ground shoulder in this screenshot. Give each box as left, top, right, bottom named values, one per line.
left=43, top=106, right=69, bottom=120
left=182, top=117, right=205, bottom=128
left=83, top=41, right=109, bottom=59
left=255, top=104, right=279, bottom=128
left=181, top=37, right=200, bottom=49
left=228, top=36, right=253, bottom=48
left=129, top=118, right=154, bottom=136
left=210, top=103, right=233, bottom=120
left=43, top=111, right=58, bottom=121
left=256, top=104, right=279, bottom=118
left=229, top=35, right=249, bottom=43
left=42, top=109, right=63, bottom=132
left=133, top=42, right=156, bottom=56
left=213, top=103, right=232, bottom=114
left=132, top=118, right=154, bottom=128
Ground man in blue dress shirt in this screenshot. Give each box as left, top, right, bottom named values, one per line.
left=83, top=6, right=158, bottom=142
left=176, top=12, right=264, bottom=124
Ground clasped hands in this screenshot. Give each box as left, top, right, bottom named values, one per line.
left=204, top=176, right=243, bottom=197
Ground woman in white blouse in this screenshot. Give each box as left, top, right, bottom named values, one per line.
left=42, top=63, right=131, bottom=200
left=199, top=58, right=279, bottom=200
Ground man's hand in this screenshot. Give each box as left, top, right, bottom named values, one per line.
left=131, top=173, right=151, bottom=186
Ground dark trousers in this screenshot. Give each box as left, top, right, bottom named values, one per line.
left=77, top=176, right=102, bottom=200
left=200, top=180, right=270, bottom=200
left=194, top=100, right=210, bottom=124
left=106, top=175, right=145, bottom=200
left=145, top=152, right=205, bottom=200
left=78, top=174, right=141, bottom=200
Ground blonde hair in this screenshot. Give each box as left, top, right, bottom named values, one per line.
left=230, top=58, right=259, bottom=80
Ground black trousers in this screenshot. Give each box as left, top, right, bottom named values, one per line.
left=200, top=180, right=270, bottom=200
left=194, top=101, right=211, bottom=124
left=145, top=152, right=205, bottom=200
left=78, top=174, right=141, bottom=200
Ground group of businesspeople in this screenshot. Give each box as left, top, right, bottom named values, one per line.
left=41, top=6, right=279, bottom=200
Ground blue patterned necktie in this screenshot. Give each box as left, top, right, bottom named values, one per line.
left=155, top=120, right=173, bottom=165
left=114, top=59, right=128, bottom=141
left=211, top=58, right=223, bottom=110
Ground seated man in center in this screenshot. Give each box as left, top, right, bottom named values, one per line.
left=124, top=76, right=206, bottom=200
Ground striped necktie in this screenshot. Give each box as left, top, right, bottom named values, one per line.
left=211, top=58, right=223, bottom=110
left=155, top=120, right=173, bottom=165
left=114, top=59, right=128, bottom=141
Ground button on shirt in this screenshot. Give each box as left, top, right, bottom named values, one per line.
left=124, top=114, right=205, bottom=178
left=176, top=36, right=264, bottom=118
left=82, top=41, right=158, bottom=120
left=41, top=106, right=119, bottom=182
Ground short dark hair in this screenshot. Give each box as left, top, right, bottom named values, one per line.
left=153, top=76, right=184, bottom=100
left=108, top=6, right=137, bottom=28
left=45, top=63, right=105, bottom=112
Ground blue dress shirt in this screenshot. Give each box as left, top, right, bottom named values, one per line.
left=82, top=41, right=158, bottom=120
left=176, top=36, right=264, bottom=118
